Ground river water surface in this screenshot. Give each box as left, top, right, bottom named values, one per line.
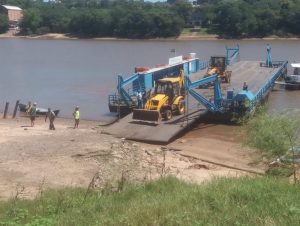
left=0, top=39, right=299, bottom=121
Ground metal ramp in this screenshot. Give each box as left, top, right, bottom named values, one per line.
left=102, top=109, right=207, bottom=143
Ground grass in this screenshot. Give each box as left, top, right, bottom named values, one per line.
left=0, top=176, right=300, bottom=226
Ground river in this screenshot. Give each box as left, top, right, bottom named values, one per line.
left=0, top=38, right=299, bottom=121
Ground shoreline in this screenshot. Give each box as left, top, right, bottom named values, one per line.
left=1, top=32, right=300, bottom=41
left=0, top=115, right=264, bottom=200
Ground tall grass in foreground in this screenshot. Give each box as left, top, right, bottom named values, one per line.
left=0, top=176, right=300, bottom=226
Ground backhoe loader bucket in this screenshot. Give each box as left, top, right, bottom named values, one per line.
left=132, top=109, right=160, bottom=122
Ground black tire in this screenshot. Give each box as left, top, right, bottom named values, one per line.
left=163, top=109, right=172, bottom=121
left=177, top=99, right=185, bottom=115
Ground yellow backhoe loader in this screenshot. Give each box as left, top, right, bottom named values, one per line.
left=132, top=70, right=185, bottom=122
left=206, top=56, right=232, bottom=83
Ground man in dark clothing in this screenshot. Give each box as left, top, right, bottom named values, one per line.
left=45, top=108, right=56, bottom=130
left=243, top=82, right=248, bottom=91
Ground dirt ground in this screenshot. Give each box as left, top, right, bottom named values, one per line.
left=0, top=114, right=262, bottom=200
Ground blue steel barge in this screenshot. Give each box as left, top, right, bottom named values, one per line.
left=104, top=45, right=288, bottom=143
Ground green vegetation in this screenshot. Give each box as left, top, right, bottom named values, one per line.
left=243, top=108, right=300, bottom=181
left=2, top=0, right=300, bottom=38
left=2, top=0, right=188, bottom=38
left=244, top=108, right=300, bottom=158
left=209, top=0, right=300, bottom=38
left=0, top=13, right=8, bottom=33
left=0, top=176, right=300, bottom=226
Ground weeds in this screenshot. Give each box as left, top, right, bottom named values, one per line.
left=93, top=138, right=175, bottom=194
left=243, top=108, right=300, bottom=157
left=0, top=177, right=300, bottom=226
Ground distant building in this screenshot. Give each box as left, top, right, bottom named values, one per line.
left=188, top=10, right=204, bottom=27
left=1, top=5, right=23, bottom=27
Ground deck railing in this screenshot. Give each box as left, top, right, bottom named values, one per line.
left=226, top=45, right=240, bottom=65
left=198, top=60, right=210, bottom=70
left=250, top=60, right=288, bottom=110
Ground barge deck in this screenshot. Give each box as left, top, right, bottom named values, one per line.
left=103, top=60, right=286, bottom=143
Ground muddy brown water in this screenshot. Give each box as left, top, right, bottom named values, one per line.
left=0, top=39, right=299, bottom=121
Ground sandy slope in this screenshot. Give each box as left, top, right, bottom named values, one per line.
left=0, top=114, right=260, bottom=200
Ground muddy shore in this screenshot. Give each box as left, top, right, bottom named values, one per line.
left=0, top=113, right=268, bottom=200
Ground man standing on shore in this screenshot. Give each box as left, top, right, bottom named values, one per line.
left=25, top=101, right=33, bottom=115
left=30, top=103, right=37, bottom=127
left=73, top=106, right=80, bottom=129
left=45, top=108, right=56, bottom=130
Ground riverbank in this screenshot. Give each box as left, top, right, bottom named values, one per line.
left=1, top=31, right=300, bottom=41
left=0, top=114, right=264, bottom=200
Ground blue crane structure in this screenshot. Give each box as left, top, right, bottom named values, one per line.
left=108, top=45, right=239, bottom=114
left=108, top=52, right=201, bottom=114
left=108, top=45, right=287, bottom=117
left=185, top=45, right=287, bottom=115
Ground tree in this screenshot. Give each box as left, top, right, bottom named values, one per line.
left=20, top=8, right=42, bottom=35
left=171, top=0, right=193, bottom=25
left=0, top=14, right=9, bottom=34
left=40, top=6, right=72, bottom=33
left=213, top=1, right=257, bottom=38
left=280, top=1, right=300, bottom=35
left=70, top=9, right=112, bottom=36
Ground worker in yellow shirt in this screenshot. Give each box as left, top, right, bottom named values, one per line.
left=73, top=106, right=80, bottom=129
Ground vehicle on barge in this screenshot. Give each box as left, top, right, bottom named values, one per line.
left=284, top=63, right=300, bottom=90
left=108, top=45, right=288, bottom=122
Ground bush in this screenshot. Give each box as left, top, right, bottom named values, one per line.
left=0, top=14, right=9, bottom=33
left=244, top=108, right=300, bottom=158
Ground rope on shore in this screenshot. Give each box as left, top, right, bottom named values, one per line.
left=98, top=117, right=119, bottom=126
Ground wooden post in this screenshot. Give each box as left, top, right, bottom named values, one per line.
left=3, top=102, right=9, bottom=119
left=12, top=100, right=19, bottom=118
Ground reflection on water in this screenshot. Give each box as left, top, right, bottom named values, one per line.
left=0, top=39, right=299, bottom=121
left=268, top=89, right=300, bottom=113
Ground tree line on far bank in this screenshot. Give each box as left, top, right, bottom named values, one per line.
left=1, top=0, right=188, bottom=38
left=209, top=0, right=300, bottom=38
left=19, top=2, right=186, bottom=38
left=1, top=0, right=300, bottom=38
